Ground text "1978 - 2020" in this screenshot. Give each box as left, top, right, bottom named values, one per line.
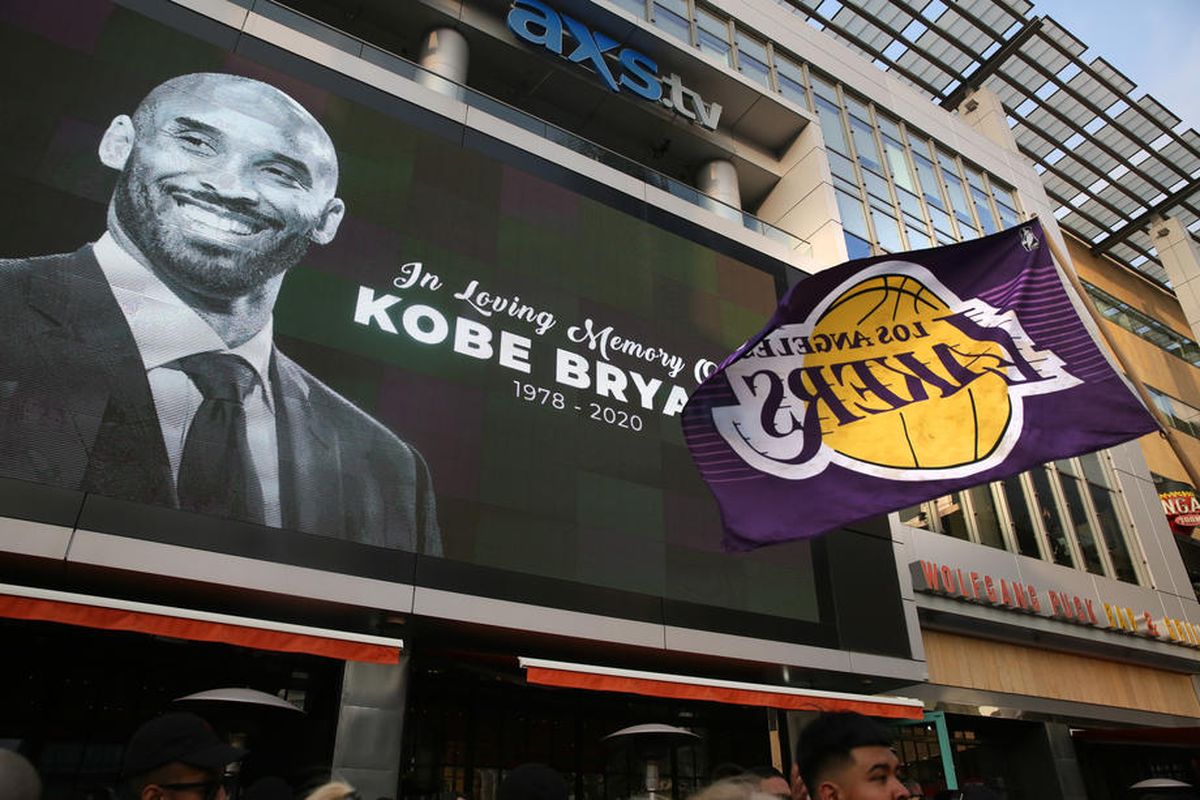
left=512, top=380, right=644, bottom=432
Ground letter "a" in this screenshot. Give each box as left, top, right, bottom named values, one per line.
left=508, top=0, right=564, bottom=53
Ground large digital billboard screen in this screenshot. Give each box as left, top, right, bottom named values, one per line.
left=0, top=0, right=909, bottom=654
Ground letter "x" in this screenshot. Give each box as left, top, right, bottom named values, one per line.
left=562, top=15, right=620, bottom=91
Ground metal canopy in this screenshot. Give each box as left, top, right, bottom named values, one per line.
left=777, top=0, right=1200, bottom=288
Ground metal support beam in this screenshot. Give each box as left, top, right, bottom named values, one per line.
left=1091, top=177, right=1200, bottom=255
left=940, top=16, right=1043, bottom=110
left=778, top=1, right=945, bottom=97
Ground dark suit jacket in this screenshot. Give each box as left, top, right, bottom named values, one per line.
left=0, top=246, right=440, bottom=553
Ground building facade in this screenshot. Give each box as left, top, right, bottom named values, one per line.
left=0, top=0, right=1197, bottom=798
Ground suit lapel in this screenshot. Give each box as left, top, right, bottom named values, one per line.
left=28, top=246, right=175, bottom=503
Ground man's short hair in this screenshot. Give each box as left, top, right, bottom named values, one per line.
left=795, top=712, right=895, bottom=790
left=688, top=776, right=765, bottom=800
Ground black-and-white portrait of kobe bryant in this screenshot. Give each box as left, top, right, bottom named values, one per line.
left=0, top=72, right=441, bottom=554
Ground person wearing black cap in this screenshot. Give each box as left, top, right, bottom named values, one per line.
left=121, top=712, right=246, bottom=800
left=497, top=764, right=568, bottom=800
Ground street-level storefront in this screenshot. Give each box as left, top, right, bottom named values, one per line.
left=894, top=525, right=1200, bottom=799
left=0, top=614, right=352, bottom=796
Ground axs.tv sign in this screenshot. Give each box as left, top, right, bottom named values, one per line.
left=507, top=0, right=722, bottom=130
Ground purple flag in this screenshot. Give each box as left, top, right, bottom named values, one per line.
left=683, top=221, right=1159, bottom=551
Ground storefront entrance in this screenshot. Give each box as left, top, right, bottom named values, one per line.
left=401, top=655, right=781, bottom=800
left=0, top=618, right=345, bottom=799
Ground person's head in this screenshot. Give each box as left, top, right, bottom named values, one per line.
left=304, top=782, right=358, bottom=800
left=0, top=748, right=41, bottom=800
left=747, top=766, right=790, bottom=799
left=98, top=72, right=345, bottom=300
left=497, top=764, right=568, bottom=800
left=690, top=776, right=774, bottom=800
left=795, top=713, right=907, bottom=800
left=121, top=712, right=246, bottom=800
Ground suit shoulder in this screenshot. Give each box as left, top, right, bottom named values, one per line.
left=274, top=351, right=420, bottom=457
left=0, top=250, right=92, bottom=294
left=0, top=251, right=84, bottom=276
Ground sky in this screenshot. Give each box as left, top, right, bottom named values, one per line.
left=1027, top=0, right=1200, bottom=134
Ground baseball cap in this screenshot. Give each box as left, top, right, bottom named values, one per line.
left=122, top=713, right=247, bottom=778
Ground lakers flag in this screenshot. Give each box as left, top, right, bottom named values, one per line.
left=683, top=221, right=1158, bottom=550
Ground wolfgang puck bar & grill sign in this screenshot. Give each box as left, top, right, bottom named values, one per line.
left=911, top=559, right=1200, bottom=649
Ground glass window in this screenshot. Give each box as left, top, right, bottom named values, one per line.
left=775, top=55, right=809, bottom=109
left=996, top=201, right=1019, bottom=230
left=1056, top=460, right=1106, bottom=575
left=828, top=151, right=857, bottom=184
left=929, top=206, right=956, bottom=240
left=971, top=187, right=999, bottom=234
left=968, top=485, right=1005, bottom=549
left=652, top=0, right=691, bottom=42
left=1031, top=468, right=1075, bottom=567
left=937, top=151, right=977, bottom=233
left=843, top=93, right=871, bottom=122
left=964, top=165, right=988, bottom=193
left=833, top=174, right=860, bottom=196
left=862, top=169, right=891, bottom=203
left=836, top=189, right=870, bottom=240
left=895, top=186, right=923, bottom=218
left=611, top=0, right=649, bottom=17
left=850, top=116, right=883, bottom=173
left=809, top=72, right=839, bottom=102
left=1079, top=453, right=1139, bottom=583
left=696, top=6, right=732, bottom=65
left=844, top=231, right=872, bottom=260
left=1084, top=281, right=1200, bottom=367
left=815, top=97, right=850, bottom=155
left=912, top=151, right=947, bottom=212
left=735, top=31, right=771, bottom=88
left=906, top=223, right=932, bottom=250
left=1147, top=385, right=1200, bottom=438
left=882, top=135, right=916, bottom=193
left=992, top=183, right=1017, bottom=210
left=898, top=503, right=931, bottom=530
left=934, top=494, right=970, bottom=540
left=1002, top=475, right=1042, bottom=558
left=991, top=181, right=1020, bottom=229
left=870, top=204, right=903, bottom=252
left=876, top=114, right=902, bottom=140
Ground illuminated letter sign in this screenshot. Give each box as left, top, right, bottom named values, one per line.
left=1160, top=490, right=1200, bottom=536
left=507, top=0, right=723, bottom=130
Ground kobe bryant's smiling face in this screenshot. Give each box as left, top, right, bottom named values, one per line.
left=100, top=74, right=345, bottom=299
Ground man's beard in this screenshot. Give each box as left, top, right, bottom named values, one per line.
left=112, top=174, right=311, bottom=297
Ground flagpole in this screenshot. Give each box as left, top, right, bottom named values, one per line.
left=1039, top=225, right=1200, bottom=492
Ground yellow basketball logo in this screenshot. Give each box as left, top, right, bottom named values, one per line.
left=712, top=262, right=1080, bottom=481
left=810, top=275, right=1010, bottom=469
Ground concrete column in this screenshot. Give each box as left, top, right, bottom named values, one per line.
left=417, top=27, right=469, bottom=94
left=755, top=119, right=849, bottom=270
left=1154, top=215, right=1200, bottom=341
left=330, top=654, right=410, bottom=797
left=1042, top=722, right=1088, bottom=800
left=957, top=86, right=1020, bottom=155
left=696, top=159, right=743, bottom=218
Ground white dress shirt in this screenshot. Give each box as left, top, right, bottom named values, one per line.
left=93, top=233, right=282, bottom=526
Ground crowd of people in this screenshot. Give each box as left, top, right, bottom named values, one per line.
left=0, top=711, right=968, bottom=800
